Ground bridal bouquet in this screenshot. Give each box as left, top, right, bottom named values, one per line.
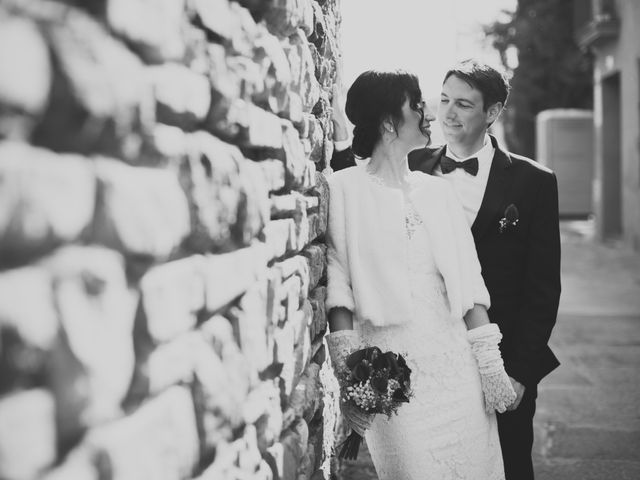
left=337, top=346, right=413, bottom=459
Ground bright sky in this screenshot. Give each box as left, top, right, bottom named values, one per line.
left=339, top=0, right=516, bottom=143
left=340, top=0, right=516, bottom=91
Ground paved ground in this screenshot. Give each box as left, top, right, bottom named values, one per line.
left=338, top=220, right=640, bottom=479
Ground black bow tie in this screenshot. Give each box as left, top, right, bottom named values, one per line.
left=440, top=155, right=479, bottom=176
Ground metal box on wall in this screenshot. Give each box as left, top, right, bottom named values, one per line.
left=536, top=109, right=594, bottom=217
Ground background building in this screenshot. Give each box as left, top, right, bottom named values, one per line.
left=575, top=0, right=640, bottom=250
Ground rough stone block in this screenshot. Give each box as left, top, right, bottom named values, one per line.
left=274, top=254, right=310, bottom=306
left=126, top=332, right=198, bottom=407
left=262, top=219, right=295, bottom=261
left=227, top=276, right=271, bottom=373
left=183, top=23, right=209, bottom=76
left=273, top=320, right=295, bottom=399
left=180, top=131, right=244, bottom=253
left=197, top=317, right=256, bottom=443
left=315, top=51, right=335, bottom=91
left=307, top=171, right=329, bottom=232
left=190, top=0, right=238, bottom=44
left=229, top=3, right=264, bottom=57
left=290, top=303, right=313, bottom=391
left=39, top=445, right=97, bottom=480
left=149, top=63, right=210, bottom=129
left=209, top=98, right=284, bottom=149
left=266, top=267, right=283, bottom=328
left=206, top=43, right=241, bottom=113
left=244, top=383, right=283, bottom=450
left=264, top=0, right=313, bottom=37
left=41, top=246, right=137, bottom=429
left=308, top=2, right=327, bottom=50
left=84, top=386, right=200, bottom=480
left=0, top=142, right=96, bottom=266
left=270, top=192, right=307, bottom=219
left=280, top=120, right=306, bottom=189
left=236, top=159, right=270, bottom=246
left=107, top=0, right=186, bottom=63
left=307, top=116, right=325, bottom=163
left=284, top=363, right=321, bottom=429
left=138, top=255, right=206, bottom=344
left=0, top=265, right=57, bottom=393
left=192, top=440, right=236, bottom=479
left=302, top=244, right=326, bottom=291
left=236, top=424, right=262, bottom=473
left=289, top=204, right=310, bottom=253
left=227, top=55, right=266, bottom=104
left=202, top=243, right=269, bottom=313
left=257, top=159, right=286, bottom=192
left=308, top=286, right=327, bottom=341
left=302, top=160, right=317, bottom=191
left=282, top=91, right=304, bottom=126
left=307, top=212, right=323, bottom=243
left=0, top=389, right=56, bottom=480
left=306, top=421, right=325, bottom=475
left=253, top=25, right=292, bottom=105
left=281, top=275, right=302, bottom=322
left=0, top=12, right=51, bottom=139
left=281, top=419, right=309, bottom=480
left=33, top=5, right=154, bottom=162
left=194, top=426, right=271, bottom=479
left=139, top=123, right=188, bottom=167
left=92, top=157, right=190, bottom=259
left=286, top=30, right=321, bottom=112
left=243, top=101, right=285, bottom=149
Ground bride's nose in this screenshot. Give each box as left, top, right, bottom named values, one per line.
left=423, top=105, right=436, bottom=122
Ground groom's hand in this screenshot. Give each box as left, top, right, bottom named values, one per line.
left=506, top=377, right=525, bottom=411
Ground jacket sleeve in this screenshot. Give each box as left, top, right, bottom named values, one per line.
left=445, top=183, right=491, bottom=311
left=330, top=146, right=357, bottom=172
left=508, top=172, right=561, bottom=387
left=325, top=176, right=355, bottom=313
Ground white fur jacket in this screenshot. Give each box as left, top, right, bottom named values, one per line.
left=326, top=166, right=490, bottom=327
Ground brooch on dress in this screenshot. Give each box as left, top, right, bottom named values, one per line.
left=498, top=204, right=519, bottom=234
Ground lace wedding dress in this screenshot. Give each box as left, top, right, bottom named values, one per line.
left=354, top=184, right=505, bottom=480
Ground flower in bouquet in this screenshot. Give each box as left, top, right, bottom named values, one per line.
left=337, top=346, right=413, bottom=459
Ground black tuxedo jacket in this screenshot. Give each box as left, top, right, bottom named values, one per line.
left=331, top=135, right=561, bottom=387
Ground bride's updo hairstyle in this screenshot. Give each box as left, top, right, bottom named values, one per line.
left=345, top=69, right=424, bottom=159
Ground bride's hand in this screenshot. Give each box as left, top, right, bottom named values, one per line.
left=505, top=377, right=525, bottom=411
left=467, top=323, right=517, bottom=413
left=331, top=65, right=349, bottom=144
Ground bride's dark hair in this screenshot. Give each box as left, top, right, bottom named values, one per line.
left=346, top=70, right=424, bottom=159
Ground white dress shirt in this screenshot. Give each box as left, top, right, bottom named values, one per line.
left=435, top=135, right=494, bottom=226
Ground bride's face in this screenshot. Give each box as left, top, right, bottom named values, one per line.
left=394, top=98, right=435, bottom=150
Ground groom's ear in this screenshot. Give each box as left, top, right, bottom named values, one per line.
left=486, top=102, right=503, bottom=124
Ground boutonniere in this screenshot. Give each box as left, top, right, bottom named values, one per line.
left=498, top=204, right=519, bottom=233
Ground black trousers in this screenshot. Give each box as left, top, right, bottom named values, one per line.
left=496, top=385, right=538, bottom=480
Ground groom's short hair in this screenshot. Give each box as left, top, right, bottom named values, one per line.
left=444, top=59, right=510, bottom=111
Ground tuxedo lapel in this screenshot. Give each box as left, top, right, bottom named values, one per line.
left=471, top=136, right=513, bottom=242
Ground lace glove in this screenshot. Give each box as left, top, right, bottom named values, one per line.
left=467, top=323, right=517, bottom=414
left=326, top=330, right=375, bottom=436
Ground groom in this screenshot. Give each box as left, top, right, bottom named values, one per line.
left=331, top=59, right=561, bottom=480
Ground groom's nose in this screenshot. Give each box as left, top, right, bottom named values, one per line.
left=442, top=104, right=457, bottom=122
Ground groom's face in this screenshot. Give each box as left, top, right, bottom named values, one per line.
left=438, top=75, right=492, bottom=149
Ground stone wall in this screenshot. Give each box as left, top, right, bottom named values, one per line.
left=0, top=0, right=341, bottom=478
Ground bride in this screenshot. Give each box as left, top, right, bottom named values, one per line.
left=325, top=70, right=516, bottom=479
